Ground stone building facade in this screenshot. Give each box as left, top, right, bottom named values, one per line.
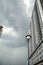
left=29, top=0, right=43, bottom=65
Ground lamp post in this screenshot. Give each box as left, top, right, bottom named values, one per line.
left=25, top=34, right=31, bottom=65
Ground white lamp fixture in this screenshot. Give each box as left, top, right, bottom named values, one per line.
left=25, top=34, right=31, bottom=40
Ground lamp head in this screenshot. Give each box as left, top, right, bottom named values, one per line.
left=25, top=34, right=31, bottom=40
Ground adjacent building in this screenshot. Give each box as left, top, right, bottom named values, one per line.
left=28, top=0, right=43, bottom=65
left=0, top=25, right=3, bottom=36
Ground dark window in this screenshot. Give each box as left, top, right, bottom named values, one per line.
left=40, top=0, right=43, bottom=9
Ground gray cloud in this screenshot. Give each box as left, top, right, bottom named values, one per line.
left=0, top=0, right=35, bottom=65
left=0, top=45, right=27, bottom=65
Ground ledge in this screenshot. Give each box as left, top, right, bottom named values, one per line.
left=29, top=39, right=43, bottom=59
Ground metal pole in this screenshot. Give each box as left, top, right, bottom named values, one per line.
left=25, top=34, right=31, bottom=65
left=28, top=40, right=30, bottom=65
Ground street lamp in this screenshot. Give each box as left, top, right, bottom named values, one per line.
left=25, top=34, right=31, bottom=65
left=0, top=25, right=3, bottom=36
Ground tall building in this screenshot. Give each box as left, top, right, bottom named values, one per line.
left=29, top=0, right=43, bottom=65
left=0, top=25, right=3, bottom=36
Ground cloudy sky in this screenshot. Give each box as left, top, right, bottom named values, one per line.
left=0, top=0, right=35, bottom=65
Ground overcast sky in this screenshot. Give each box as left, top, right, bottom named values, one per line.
left=0, top=0, right=35, bottom=65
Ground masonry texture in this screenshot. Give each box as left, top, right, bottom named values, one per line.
left=29, top=0, right=43, bottom=65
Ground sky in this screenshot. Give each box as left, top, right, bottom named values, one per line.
left=0, top=0, right=35, bottom=65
